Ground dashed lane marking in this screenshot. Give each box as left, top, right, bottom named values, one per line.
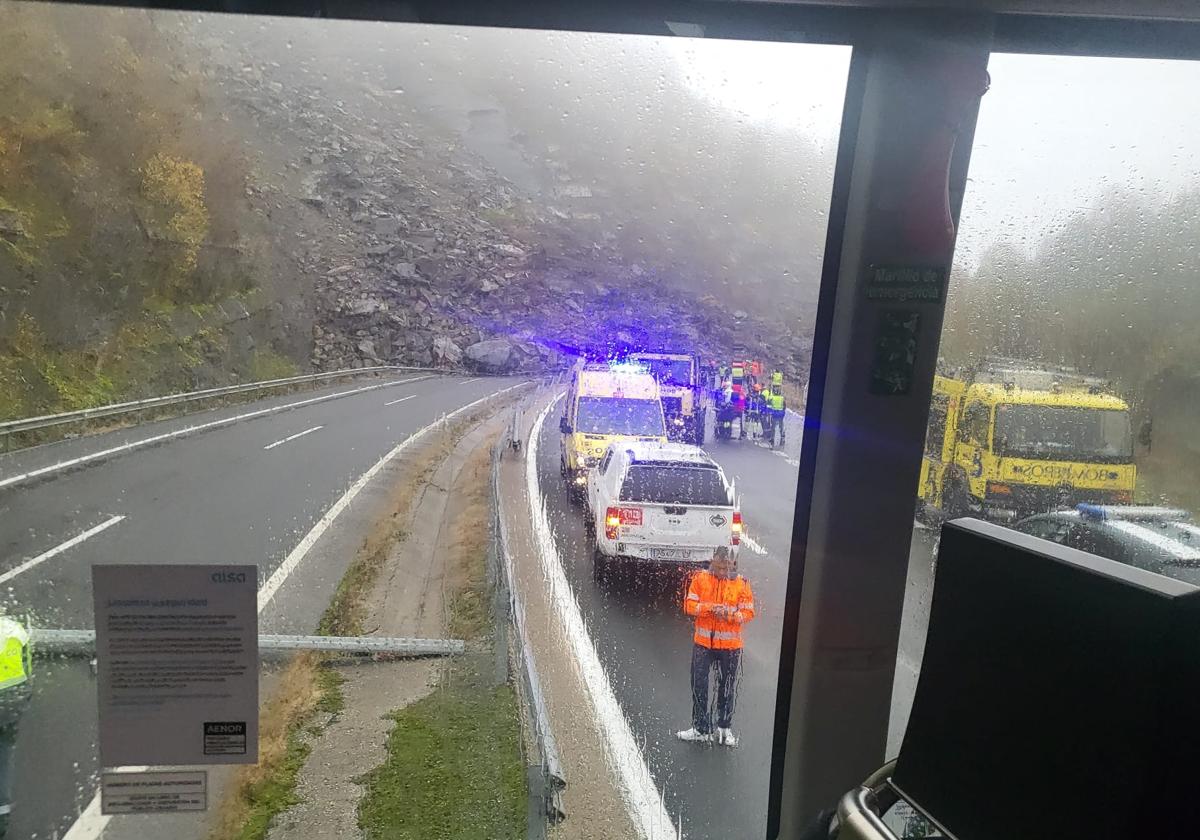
left=0, top=376, right=432, bottom=491
left=0, top=515, right=126, bottom=586
left=263, top=425, right=323, bottom=451
left=772, top=450, right=800, bottom=468
left=741, top=534, right=768, bottom=556
left=62, top=381, right=528, bottom=840
left=384, top=394, right=417, bottom=407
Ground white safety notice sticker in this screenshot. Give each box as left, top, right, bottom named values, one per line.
left=101, top=770, right=207, bottom=815
left=93, top=564, right=259, bottom=767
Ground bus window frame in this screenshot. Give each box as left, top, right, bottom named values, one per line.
left=28, top=3, right=1200, bottom=838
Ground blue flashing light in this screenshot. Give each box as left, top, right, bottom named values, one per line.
left=1076, top=503, right=1107, bottom=521
left=607, top=360, right=649, bottom=374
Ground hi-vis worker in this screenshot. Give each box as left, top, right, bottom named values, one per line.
left=766, top=372, right=786, bottom=447
left=0, top=617, right=29, bottom=836
left=677, top=547, right=755, bottom=747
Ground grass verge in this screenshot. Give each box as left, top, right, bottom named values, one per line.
left=357, top=430, right=526, bottom=839
left=210, top=397, right=521, bottom=840
left=445, top=444, right=493, bottom=641
left=210, top=492, right=398, bottom=840
left=357, top=656, right=526, bottom=840
left=210, top=651, right=343, bottom=840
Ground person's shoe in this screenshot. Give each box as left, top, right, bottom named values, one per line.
left=676, top=727, right=712, bottom=743
left=717, top=727, right=738, bottom=747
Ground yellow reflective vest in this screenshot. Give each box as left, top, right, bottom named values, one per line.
left=0, top=618, right=30, bottom=692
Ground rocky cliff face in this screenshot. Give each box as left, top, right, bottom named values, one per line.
left=206, top=40, right=814, bottom=379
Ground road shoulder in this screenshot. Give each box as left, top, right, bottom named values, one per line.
left=263, top=413, right=514, bottom=840
left=497, top=388, right=641, bottom=840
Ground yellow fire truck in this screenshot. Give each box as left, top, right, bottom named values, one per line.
left=918, top=360, right=1136, bottom=522
left=629, top=352, right=706, bottom=445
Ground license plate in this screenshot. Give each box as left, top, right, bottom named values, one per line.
left=651, top=548, right=691, bottom=560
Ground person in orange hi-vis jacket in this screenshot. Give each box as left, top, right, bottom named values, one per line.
left=677, top=546, right=755, bottom=747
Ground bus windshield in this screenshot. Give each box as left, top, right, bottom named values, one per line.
left=576, top=397, right=665, bottom=436
left=995, top=405, right=1133, bottom=462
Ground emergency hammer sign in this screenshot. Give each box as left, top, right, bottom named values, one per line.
left=93, top=564, right=259, bottom=767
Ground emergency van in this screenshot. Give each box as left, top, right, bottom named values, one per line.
left=629, top=352, right=706, bottom=445
left=560, top=362, right=668, bottom=498
left=918, top=360, right=1136, bottom=522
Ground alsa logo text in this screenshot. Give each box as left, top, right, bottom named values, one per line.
left=211, top=571, right=249, bottom=584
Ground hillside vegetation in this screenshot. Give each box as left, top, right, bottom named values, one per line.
left=0, top=5, right=294, bottom=421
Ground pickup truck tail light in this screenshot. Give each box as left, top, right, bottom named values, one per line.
left=605, top=507, right=620, bottom=539
left=605, top=506, right=643, bottom=539
left=732, top=511, right=743, bottom=545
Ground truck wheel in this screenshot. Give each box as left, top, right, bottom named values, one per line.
left=943, top=478, right=969, bottom=519
left=692, top=416, right=706, bottom=446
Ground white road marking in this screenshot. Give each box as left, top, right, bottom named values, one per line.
left=0, top=515, right=125, bottom=586
left=62, top=381, right=527, bottom=840
left=741, top=534, right=768, bottom=556
left=263, top=425, right=323, bottom=451
left=772, top=450, right=800, bottom=468
left=0, top=376, right=431, bottom=491
left=384, top=394, right=417, bottom=407
left=459, top=376, right=483, bottom=385
left=528, top=395, right=679, bottom=840
left=61, top=766, right=149, bottom=840
left=257, top=381, right=527, bottom=612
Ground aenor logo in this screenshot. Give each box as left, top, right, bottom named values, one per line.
left=204, top=722, right=245, bottom=735
left=210, top=570, right=248, bottom=584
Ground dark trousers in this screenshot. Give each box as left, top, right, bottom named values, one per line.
left=691, top=643, right=741, bottom=733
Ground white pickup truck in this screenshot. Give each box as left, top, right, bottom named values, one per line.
left=586, top=440, right=741, bottom=572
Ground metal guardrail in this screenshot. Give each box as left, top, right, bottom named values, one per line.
left=30, top=628, right=465, bottom=657
left=0, top=364, right=440, bottom=440
left=490, top=408, right=567, bottom=835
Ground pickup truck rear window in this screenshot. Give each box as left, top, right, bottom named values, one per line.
left=620, top=465, right=728, bottom=506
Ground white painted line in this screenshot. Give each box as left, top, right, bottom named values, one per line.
left=384, top=394, right=417, bottom=407
left=459, top=376, right=483, bottom=385
left=741, top=534, right=768, bottom=556
left=0, top=515, right=125, bottom=586
left=527, top=395, right=679, bottom=840
left=772, top=450, right=800, bottom=468
left=62, top=766, right=149, bottom=840
left=63, top=381, right=528, bottom=840
left=0, top=376, right=431, bottom=491
left=263, top=425, right=323, bottom=451
left=257, top=381, right=527, bottom=612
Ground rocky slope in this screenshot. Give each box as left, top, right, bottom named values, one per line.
left=207, top=44, right=813, bottom=378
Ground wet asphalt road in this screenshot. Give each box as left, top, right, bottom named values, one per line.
left=0, top=374, right=520, bottom=840
left=534, top=406, right=939, bottom=839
